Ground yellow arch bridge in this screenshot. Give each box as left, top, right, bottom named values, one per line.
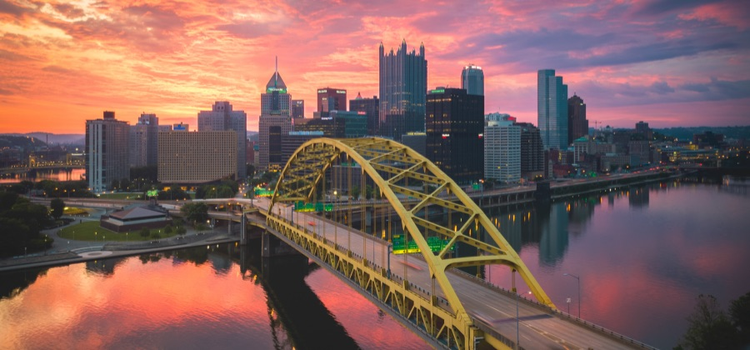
left=250, top=137, right=653, bottom=350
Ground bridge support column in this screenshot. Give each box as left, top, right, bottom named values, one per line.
left=240, top=212, right=247, bottom=245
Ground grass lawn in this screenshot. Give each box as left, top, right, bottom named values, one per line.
left=63, top=207, right=90, bottom=216
left=96, top=192, right=144, bottom=200
left=58, top=221, right=179, bottom=241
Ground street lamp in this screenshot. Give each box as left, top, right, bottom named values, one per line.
left=563, top=273, right=581, bottom=317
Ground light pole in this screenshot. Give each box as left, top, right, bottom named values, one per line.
left=387, top=243, right=391, bottom=278
left=564, top=273, right=581, bottom=317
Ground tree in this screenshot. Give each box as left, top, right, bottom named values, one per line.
left=730, top=292, right=750, bottom=346
left=350, top=186, right=360, bottom=200
left=176, top=226, right=187, bottom=235
left=50, top=198, right=65, bottom=220
left=164, top=225, right=173, bottom=234
left=365, top=185, right=373, bottom=200
left=139, top=227, right=150, bottom=237
left=681, top=294, right=738, bottom=349
left=180, top=202, right=209, bottom=225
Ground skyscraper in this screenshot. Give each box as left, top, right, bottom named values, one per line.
left=86, top=111, right=130, bottom=193
left=158, top=131, right=237, bottom=184
left=259, top=114, right=292, bottom=171
left=538, top=69, right=568, bottom=150
left=197, top=101, right=247, bottom=179
left=317, top=87, right=347, bottom=117
left=461, top=65, right=484, bottom=96
left=567, top=94, right=588, bottom=143
left=349, top=93, right=379, bottom=135
left=129, top=113, right=161, bottom=168
left=484, top=117, right=521, bottom=184
left=516, top=122, right=545, bottom=180
left=291, top=100, right=305, bottom=119
left=261, top=58, right=292, bottom=116
left=425, top=88, right=484, bottom=183
left=379, top=40, right=427, bottom=140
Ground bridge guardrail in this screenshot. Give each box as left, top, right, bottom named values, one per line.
left=450, top=268, right=658, bottom=349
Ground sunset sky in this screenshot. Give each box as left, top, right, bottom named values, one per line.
left=1, top=0, right=749, bottom=134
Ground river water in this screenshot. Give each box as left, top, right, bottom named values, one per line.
left=1, top=179, right=748, bottom=349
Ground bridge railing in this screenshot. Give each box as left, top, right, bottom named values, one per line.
left=449, top=267, right=658, bottom=350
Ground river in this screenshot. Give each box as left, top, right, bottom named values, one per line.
left=1, top=178, right=748, bottom=349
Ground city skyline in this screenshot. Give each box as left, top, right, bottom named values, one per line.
left=1, top=0, right=749, bottom=134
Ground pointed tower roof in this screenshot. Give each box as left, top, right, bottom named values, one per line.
left=265, top=56, right=287, bottom=92
left=355, top=92, right=363, bottom=100
left=266, top=72, right=287, bottom=90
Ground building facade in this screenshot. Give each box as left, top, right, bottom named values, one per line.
left=291, top=100, right=305, bottom=119
left=259, top=114, right=292, bottom=171
left=516, top=122, right=545, bottom=179
left=317, top=88, right=347, bottom=117
left=261, top=60, right=292, bottom=116
left=349, top=93, right=379, bottom=135
left=461, top=65, right=484, bottom=96
left=538, top=69, right=568, bottom=150
left=86, top=111, right=130, bottom=193
left=379, top=40, right=427, bottom=140
left=425, top=88, right=484, bottom=183
left=158, top=131, right=237, bottom=184
left=567, top=94, right=588, bottom=144
left=197, top=101, right=247, bottom=179
left=484, top=118, right=521, bottom=184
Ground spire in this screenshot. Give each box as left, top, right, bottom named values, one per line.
left=355, top=92, right=363, bottom=100
left=266, top=57, right=287, bottom=92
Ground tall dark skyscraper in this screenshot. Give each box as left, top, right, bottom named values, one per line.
left=461, top=65, right=484, bottom=96
left=516, top=122, right=545, bottom=179
left=379, top=40, right=427, bottom=140
left=538, top=69, right=568, bottom=150
left=425, top=88, right=484, bottom=183
left=567, top=94, right=588, bottom=143
left=349, top=92, right=379, bottom=135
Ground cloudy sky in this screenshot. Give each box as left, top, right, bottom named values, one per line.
left=1, top=0, right=749, bottom=134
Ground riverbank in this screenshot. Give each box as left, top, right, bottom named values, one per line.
left=0, top=217, right=241, bottom=273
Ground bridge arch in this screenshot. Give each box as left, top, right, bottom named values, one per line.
left=268, top=137, right=554, bottom=345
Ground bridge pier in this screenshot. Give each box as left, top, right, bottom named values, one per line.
left=262, top=231, right=302, bottom=258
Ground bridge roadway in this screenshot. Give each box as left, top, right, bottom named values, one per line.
left=249, top=197, right=650, bottom=350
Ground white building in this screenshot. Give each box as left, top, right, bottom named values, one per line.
left=484, top=119, right=521, bottom=184
left=86, top=111, right=130, bottom=193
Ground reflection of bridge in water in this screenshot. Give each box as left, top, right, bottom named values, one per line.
left=200, top=138, right=655, bottom=349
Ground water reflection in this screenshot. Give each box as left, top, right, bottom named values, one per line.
left=0, top=242, right=427, bottom=349
left=484, top=180, right=750, bottom=349
left=0, top=268, right=48, bottom=300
